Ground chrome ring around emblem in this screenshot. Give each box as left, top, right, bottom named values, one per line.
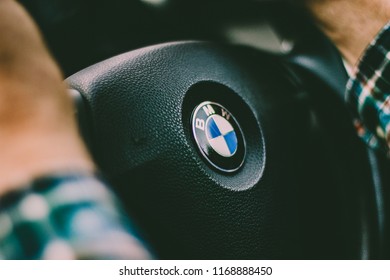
left=191, top=101, right=246, bottom=173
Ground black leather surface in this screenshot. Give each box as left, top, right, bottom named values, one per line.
left=67, top=42, right=374, bottom=259
left=282, top=26, right=387, bottom=258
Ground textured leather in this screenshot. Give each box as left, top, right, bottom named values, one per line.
left=67, top=42, right=373, bottom=259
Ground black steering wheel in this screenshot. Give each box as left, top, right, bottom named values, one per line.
left=65, top=3, right=390, bottom=260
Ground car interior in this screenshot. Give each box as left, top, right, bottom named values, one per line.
left=19, top=0, right=390, bottom=259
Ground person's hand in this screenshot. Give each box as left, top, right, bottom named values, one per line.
left=0, top=0, right=94, bottom=195
left=302, top=0, right=390, bottom=66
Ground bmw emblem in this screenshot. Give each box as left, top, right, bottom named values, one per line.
left=191, top=101, right=246, bottom=172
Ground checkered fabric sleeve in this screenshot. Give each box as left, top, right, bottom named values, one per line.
left=346, top=22, right=390, bottom=156
left=0, top=174, right=152, bottom=259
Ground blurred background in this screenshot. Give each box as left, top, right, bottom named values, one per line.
left=19, top=0, right=311, bottom=76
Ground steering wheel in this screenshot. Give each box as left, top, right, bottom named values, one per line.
left=65, top=3, right=390, bottom=259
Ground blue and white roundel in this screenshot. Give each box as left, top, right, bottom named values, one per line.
left=191, top=101, right=246, bottom=173
left=205, top=115, right=238, bottom=157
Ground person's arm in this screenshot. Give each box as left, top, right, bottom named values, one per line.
left=0, top=0, right=94, bottom=194
left=302, top=0, right=390, bottom=67
left=0, top=0, right=152, bottom=259
left=301, top=0, right=390, bottom=153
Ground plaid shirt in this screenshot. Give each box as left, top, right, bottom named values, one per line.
left=346, top=22, right=390, bottom=156
left=0, top=174, right=152, bottom=259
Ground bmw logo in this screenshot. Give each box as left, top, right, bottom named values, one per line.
left=191, top=101, right=246, bottom=172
